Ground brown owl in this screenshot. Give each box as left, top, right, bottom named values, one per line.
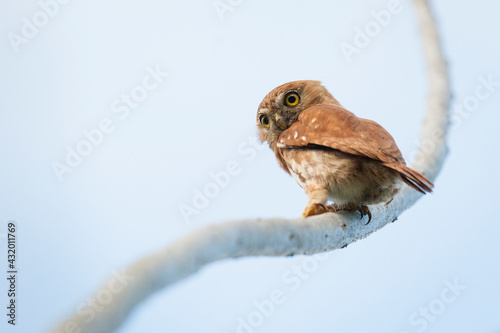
left=256, top=80, right=433, bottom=221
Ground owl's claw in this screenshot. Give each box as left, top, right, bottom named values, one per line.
left=302, top=203, right=371, bottom=223
left=358, top=205, right=372, bottom=224
left=326, top=203, right=372, bottom=224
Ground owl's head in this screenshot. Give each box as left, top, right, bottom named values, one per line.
left=256, top=80, right=340, bottom=148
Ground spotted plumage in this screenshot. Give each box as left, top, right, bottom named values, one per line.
left=256, top=80, right=433, bottom=220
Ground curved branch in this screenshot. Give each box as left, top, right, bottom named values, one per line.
left=52, top=0, right=450, bottom=332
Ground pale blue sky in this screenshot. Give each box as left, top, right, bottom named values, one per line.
left=1, top=1, right=499, bottom=332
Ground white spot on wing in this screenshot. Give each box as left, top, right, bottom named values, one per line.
left=311, top=118, right=317, bottom=123
left=294, top=132, right=298, bottom=139
left=301, top=136, right=306, bottom=141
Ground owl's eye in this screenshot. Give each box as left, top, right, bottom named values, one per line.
left=285, top=92, right=300, bottom=107
left=260, top=115, right=270, bottom=128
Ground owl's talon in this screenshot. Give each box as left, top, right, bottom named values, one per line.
left=327, top=203, right=371, bottom=224
left=359, top=205, right=372, bottom=224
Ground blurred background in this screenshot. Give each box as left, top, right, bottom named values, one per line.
left=1, top=0, right=499, bottom=332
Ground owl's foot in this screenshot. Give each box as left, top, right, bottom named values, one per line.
left=302, top=203, right=329, bottom=217
left=302, top=202, right=371, bottom=223
left=327, top=203, right=372, bottom=224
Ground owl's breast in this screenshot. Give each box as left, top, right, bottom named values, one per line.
left=278, top=147, right=401, bottom=205
left=278, top=148, right=357, bottom=188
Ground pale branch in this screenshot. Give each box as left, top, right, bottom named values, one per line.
left=53, top=0, right=450, bottom=332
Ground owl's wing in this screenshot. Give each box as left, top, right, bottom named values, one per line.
left=277, top=104, right=405, bottom=164
left=277, top=104, right=434, bottom=193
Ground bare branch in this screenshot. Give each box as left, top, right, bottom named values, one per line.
left=52, top=0, right=450, bottom=332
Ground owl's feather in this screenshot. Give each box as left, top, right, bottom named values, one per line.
left=276, top=104, right=433, bottom=194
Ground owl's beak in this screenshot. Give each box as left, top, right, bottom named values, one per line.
left=275, top=115, right=288, bottom=131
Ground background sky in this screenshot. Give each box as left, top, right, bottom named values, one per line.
left=1, top=0, right=499, bottom=332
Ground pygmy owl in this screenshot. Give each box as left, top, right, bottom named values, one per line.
left=256, top=80, right=433, bottom=221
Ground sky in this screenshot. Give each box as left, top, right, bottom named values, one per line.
left=1, top=0, right=499, bottom=332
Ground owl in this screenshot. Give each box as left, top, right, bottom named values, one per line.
left=256, top=80, right=433, bottom=221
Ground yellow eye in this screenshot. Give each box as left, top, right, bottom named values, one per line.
left=260, top=115, right=270, bottom=128
left=285, top=92, right=300, bottom=106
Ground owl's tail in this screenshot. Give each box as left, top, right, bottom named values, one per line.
left=383, top=162, right=434, bottom=194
